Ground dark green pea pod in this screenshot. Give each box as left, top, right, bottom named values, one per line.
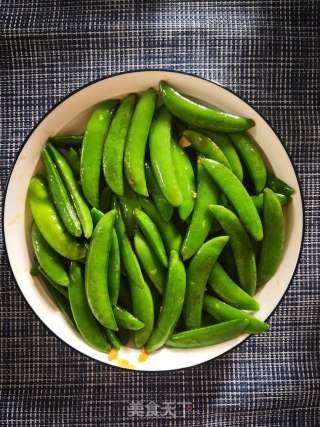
left=68, top=148, right=81, bottom=181
left=146, top=250, right=186, bottom=352
left=38, top=268, right=69, bottom=300
left=41, top=147, right=82, bottom=237
left=104, top=329, right=121, bottom=351
left=28, top=176, right=87, bottom=260
left=80, top=100, right=119, bottom=207
left=117, top=276, right=133, bottom=311
left=145, top=161, right=173, bottom=222
left=203, top=294, right=270, bottom=334
left=183, top=236, right=229, bottom=330
left=118, top=179, right=141, bottom=239
left=181, top=162, right=220, bottom=261
left=69, top=261, right=112, bottom=352
left=208, top=262, right=260, bottom=311
left=159, top=81, right=255, bottom=132
left=48, top=135, right=83, bottom=149
left=112, top=304, right=145, bottom=331
left=266, top=172, right=295, bottom=197
left=31, top=222, right=69, bottom=286
left=166, top=319, right=249, bottom=349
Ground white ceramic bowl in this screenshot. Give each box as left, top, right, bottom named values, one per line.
left=3, top=70, right=304, bottom=371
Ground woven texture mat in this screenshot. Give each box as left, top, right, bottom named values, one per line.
left=1, top=1, right=319, bottom=426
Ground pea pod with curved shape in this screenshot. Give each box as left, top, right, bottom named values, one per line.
left=112, top=304, right=145, bottom=331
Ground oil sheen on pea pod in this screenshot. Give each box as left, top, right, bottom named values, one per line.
left=85, top=209, right=118, bottom=330
left=28, top=176, right=87, bottom=260
left=257, top=188, right=285, bottom=285
left=209, top=204, right=257, bottom=296
left=171, top=138, right=196, bottom=221
left=159, top=81, right=255, bottom=132
left=124, top=88, right=158, bottom=196
left=103, top=94, right=137, bottom=197
left=31, top=222, right=69, bottom=287
left=149, top=105, right=183, bottom=207
left=80, top=99, right=119, bottom=207
left=228, top=131, right=267, bottom=194
left=69, top=261, right=112, bottom=353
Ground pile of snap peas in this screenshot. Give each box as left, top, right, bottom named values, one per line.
left=28, top=81, right=294, bottom=355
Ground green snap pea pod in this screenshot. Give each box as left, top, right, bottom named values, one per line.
left=104, top=329, right=121, bottom=351
left=28, top=176, right=87, bottom=260
left=159, top=81, right=255, bottom=132
left=203, top=294, right=270, bottom=334
left=208, top=262, right=260, bottom=311
left=111, top=197, right=145, bottom=290
left=144, top=161, right=173, bottom=222
left=180, top=130, right=231, bottom=169
left=166, top=319, right=249, bottom=348
left=138, top=196, right=182, bottom=253
left=133, top=230, right=167, bottom=295
left=171, top=139, right=196, bottom=221
left=80, top=100, right=119, bottom=207
left=181, top=162, right=220, bottom=261
left=149, top=105, right=183, bottom=207
left=39, top=268, right=69, bottom=299
left=209, top=205, right=257, bottom=296
left=41, top=147, right=82, bottom=237
left=183, top=236, right=229, bottom=330
left=68, top=148, right=81, bottom=181
left=99, top=186, right=112, bottom=213
left=194, top=129, right=243, bottom=181
left=103, top=94, right=137, bottom=196
left=69, top=261, right=112, bottom=352
left=133, top=208, right=168, bottom=268
left=266, top=172, right=295, bottom=197
left=85, top=209, right=118, bottom=330
left=31, top=222, right=69, bottom=286
left=146, top=250, right=186, bottom=352
left=124, top=88, right=158, bottom=196
left=112, top=304, right=145, bottom=331
left=228, top=132, right=267, bottom=193
left=118, top=179, right=141, bottom=239
left=47, top=142, right=93, bottom=239
left=90, top=207, right=104, bottom=226
left=257, top=188, right=285, bottom=285
left=251, top=192, right=290, bottom=213
left=44, top=278, right=77, bottom=329
left=201, top=158, right=263, bottom=241
left=30, top=258, right=40, bottom=276
left=108, top=230, right=121, bottom=306
left=48, top=135, right=83, bottom=149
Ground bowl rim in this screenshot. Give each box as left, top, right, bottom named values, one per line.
left=2, top=68, right=305, bottom=372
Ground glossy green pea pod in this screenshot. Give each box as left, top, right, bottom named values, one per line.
left=48, top=135, right=83, bottom=149
left=171, top=139, right=196, bottom=221
left=180, top=130, right=231, bottom=169
left=146, top=250, right=186, bottom=352
left=133, top=208, right=168, bottom=268
left=159, top=81, right=255, bottom=132
left=108, top=230, right=121, bottom=306
left=251, top=192, right=290, bottom=213
left=257, top=188, right=285, bottom=285
left=149, top=105, right=183, bottom=207
left=112, top=304, right=145, bottom=331
left=181, top=162, right=220, bottom=261
left=201, top=158, right=263, bottom=241
left=85, top=209, right=118, bottom=330
left=28, top=176, right=87, bottom=260
left=104, top=329, right=121, bottom=351
left=41, top=147, right=82, bottom=237
left=69, top=261, right=112, bottom=352
left=208, top=262, right=260, bottom=311
left=209, top=204, right=257, bottom=296
left=118, top=179, right=141, bottom=239
left=68, top=148, right=81, bottom=181
left=31, top=222, right=69, bottom=286
left=47, top=142, right=93, bottom=239
left=166, top=319, right=249, bottom=348
left=144, top=161, right=173, bottom=222
left=80, top=100, right=119, bottom=207
left=183, top=236, right=229, bottom=330
left=266, top=172, right=295, bottom=197
left=103, top=94, right=137, bottom=196
left=228, top=132, right=267, bottom=194
left=124, top=88, right=158, bottom=196
left=133, top=230, right=167, bottom=295
left=138, top=196, right=182, bottom=253
left=203, top=294, right=270, bottom=334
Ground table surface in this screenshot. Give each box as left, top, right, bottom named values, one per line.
left=1, top=1, right=319, bottom=426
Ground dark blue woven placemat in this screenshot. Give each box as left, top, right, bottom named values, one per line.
left=1, top=1, right=319, bottom=426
